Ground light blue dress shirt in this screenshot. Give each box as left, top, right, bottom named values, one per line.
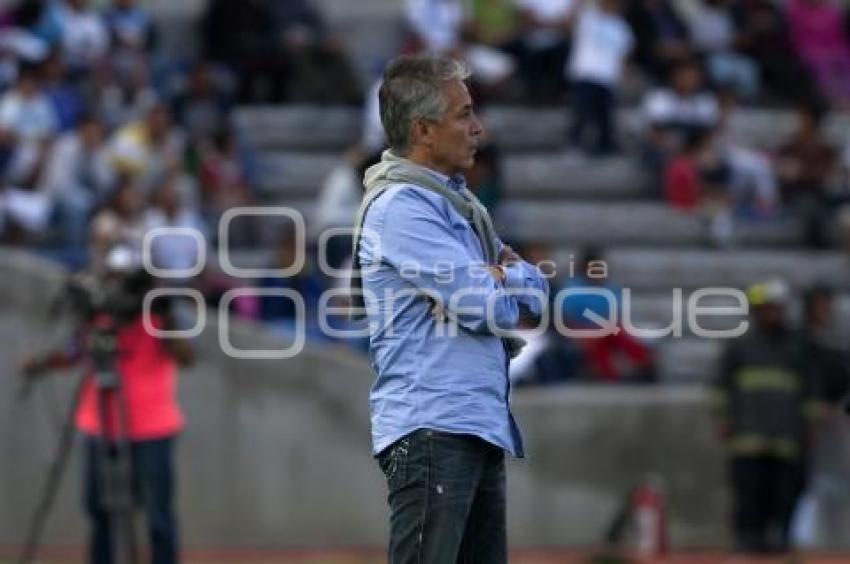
left=359, top=170, right=549, bottom=457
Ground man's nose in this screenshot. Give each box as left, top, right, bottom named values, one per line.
left=471, top=114, right=484, bottom=137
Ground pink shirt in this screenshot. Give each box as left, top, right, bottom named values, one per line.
left=76, top=315, right=183, bottom=440
left=788, top=0, right=850, bottom=63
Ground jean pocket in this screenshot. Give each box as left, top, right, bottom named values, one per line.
left=378, top=436, right=410, bottom=490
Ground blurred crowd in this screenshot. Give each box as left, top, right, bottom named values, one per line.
left=394, top=0, right=850, bottom=251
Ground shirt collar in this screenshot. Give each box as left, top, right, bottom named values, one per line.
left=422, top=167, right=466, bottom=192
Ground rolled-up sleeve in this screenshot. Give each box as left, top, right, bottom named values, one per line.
left=502, top=260, right=549, bottom=318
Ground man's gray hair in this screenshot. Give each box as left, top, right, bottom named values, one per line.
left=379, top=55, right=471, bottom=155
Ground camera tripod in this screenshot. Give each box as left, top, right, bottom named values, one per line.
left=18, top=314, right=140, bottom=564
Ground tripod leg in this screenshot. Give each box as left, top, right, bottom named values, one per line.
left=17, top=373, right=87, bottom=564
left=97, top=390, right=140, bottom=564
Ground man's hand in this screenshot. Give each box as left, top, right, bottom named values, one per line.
left=487, top=265, right=506, bottom=283
left=499, top=245, right=520, bottom=266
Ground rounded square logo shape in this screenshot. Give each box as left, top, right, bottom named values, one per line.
left=143, top=227, right=207, bottom=278
left=219, top=207, right=306, bottom=278
left=317, top=226, right=382, bottom=279
left=218, top=287, right=305, bottom=359
left=143, top=288, right=206, bottom=338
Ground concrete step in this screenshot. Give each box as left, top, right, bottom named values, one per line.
left=589, top=248, right=850, bottom=291
left=234, top=105, right=850, bottom=152
left=252, top=150, right=649, bottom=200
left=498, top=202, right=803, bottom=247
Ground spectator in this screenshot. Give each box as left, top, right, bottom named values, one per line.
left=794, top=283, right=850, bottom=547
left=89, top=175, right=146, bottom=270
left=775, top=100, right=838, bottom=247
left=686, top=0, right=760, bottom=100
left=713, top=91, right=780, bottom=218
left=171, top=61, right=233, bottom=144
left=664, top=131, right=735, bottom=244
left=405, top=0, right=465, bottom=55
left=105, top=0, right=155, bottom=54
left=0, top=181, right=52, bottom=244
left=108, top=103, right=186, bottom=194
left=96, top=52, right=157, bottom=128
left=39, top=114, right=113, bottom=249
left=559, top=247, right=655, bottom=383
left=566, top=0, right=633, bottom=156
left=270, top=0, right=362, bottom=104
left=641, top=61, right=720, bottom=181
left=787, top=0, right=850, bottom=107
left=510, top=0, right=579, bottom=103
left=51, top=0, right=109, bottom=77
left=712, top=279, right=818, bottom=554
left=42, top=49, right=84, bottom=131
left=0, top=62, right=57, bottom=141
left=732, top=0, right=815, bottom=103
left=0, top=24, right=49, bottom=92
left=12, top=0, right=62, bottom=52
left=467, top=0, right=520, bottom=48
left=196, top=127, right=256, bottom=247
left=143, top=172, right=207, bottom=284
left=405, top=0, right=517, bottom=98
left=800, top=285, right=850, bottom=407
left=0, top=62, right=58, bottom=185
left=105, top=0, right=156, bottom=89
left=626, top=0, right=691, bottom=79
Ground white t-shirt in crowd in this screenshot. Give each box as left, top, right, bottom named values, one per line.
left=515, top=0, right=576, bottom=48
left=568, top=5, right=634, bottom=87
left=405, top=0, right=464, bottom=53
left=56, top=5, right=109, bottom=68
left=0, top=90, right=57, bottom=140
left=643, top=89, right=720, bottom=129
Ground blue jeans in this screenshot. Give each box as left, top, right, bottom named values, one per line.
left=378, top=429, right=507, bottom=563
left=83, top=436, right=178, bottom=564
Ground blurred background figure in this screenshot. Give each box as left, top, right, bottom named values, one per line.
left=566, top=0, right=633, bottom=156
left=712, top=280, right=820, bottom=554
left=640, top=61, right=720, bottom=187
left=775, top=100, right=840, bottom=248
left=559, top=246, right=656, bottom=384
left=40, top=113, right=113, bottom=252
left=20, top=247, right=194, bottom=564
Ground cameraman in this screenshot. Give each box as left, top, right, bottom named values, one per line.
left=21, top=248, right=195, bottom=564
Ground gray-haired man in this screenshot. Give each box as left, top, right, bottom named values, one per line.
left=350, top=55, right=549, bottom=562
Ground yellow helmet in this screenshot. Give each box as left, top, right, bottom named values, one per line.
left=746, top=279, right=790, bottom=306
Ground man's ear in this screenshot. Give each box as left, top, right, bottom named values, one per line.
left=411, top=118, right=433, bottom=149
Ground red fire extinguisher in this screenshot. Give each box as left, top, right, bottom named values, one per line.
left=632, top=474, right=669, bottom=561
